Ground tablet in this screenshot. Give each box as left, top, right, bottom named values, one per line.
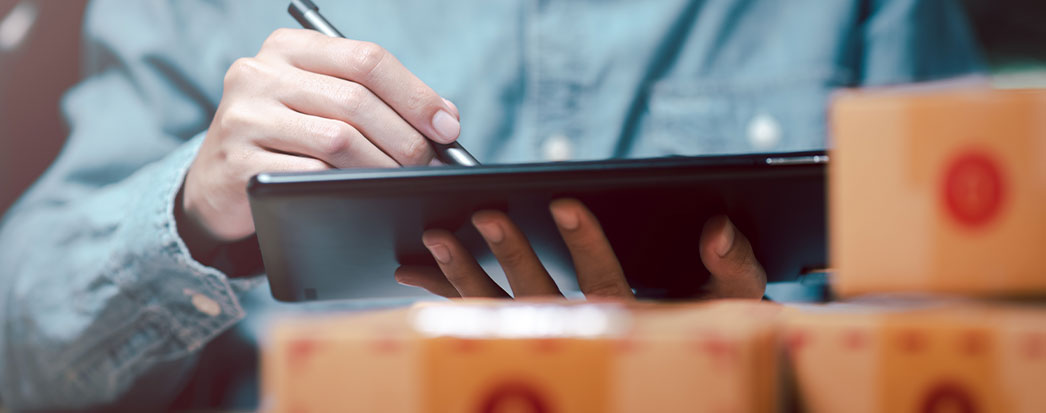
left=248, top=151, right=828, bottom=302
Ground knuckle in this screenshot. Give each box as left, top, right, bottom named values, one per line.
left=348, top=41, right=387, bottom=80
left=263, top=28, right=299, bottom=50
left=563, top=229, right=609, bottom=257
left=224, top=57, right=266, bottom=87
left=317, top=122, right=355, bottom=156
left=442, top=269, right=472, bottom=286
left=336, top=82, right=369, bottom=114
left=404, top=84, right=434, bottom=112
left=567, top=235, right=601, bottom=255
left=401, top=134, right=433, bottom=165
left=217, top=105, right=251, bottom=133
left=723, top=248, right=761, bottom=280
left=496, top=248, right=529, bottom=268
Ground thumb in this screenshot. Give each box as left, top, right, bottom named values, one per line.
left=698, top=215, right=767, bottom=299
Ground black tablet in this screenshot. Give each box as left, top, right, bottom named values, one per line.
left=248, top=151, right=828, bottom=302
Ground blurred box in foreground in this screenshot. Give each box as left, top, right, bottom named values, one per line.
left=261, top=309, right=421, bottom=412
left=261, top=300, right=782, bottom=413
left=785, top=302, right=1046, bottom=413
left=830, top=87, right=1046, bottom=297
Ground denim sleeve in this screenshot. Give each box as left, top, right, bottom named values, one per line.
left=0, top=1, right=248, bottom=410
left=859, top=0, right=986, bottom=85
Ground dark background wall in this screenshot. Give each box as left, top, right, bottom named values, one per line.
left=0, top=0, right=1043, bottom=216
left=0, top=0, right=88, bottom=214
left=963, top=0, right=1046, bottom=67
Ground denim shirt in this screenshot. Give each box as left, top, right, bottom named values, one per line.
left=0, top=0, right=982, bottom=409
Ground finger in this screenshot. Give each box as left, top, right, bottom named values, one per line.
left=471, top=210, right=562, bottom=297
left=549, top=199, right=633, bottom=299
left=276, top=69, right=436, bottom=166
left=243, top=149, right=331, bottom=174
left=258, top=29, right=460, bottom=144
left=442, top=98, right=459, bottom=119
left=698, top=215, right=767, bottom=299
left=393, top=265, right=461, bottom=298
left=421, top=229, right=509, bottom=298
left=250, top=108, right=398, bottom=169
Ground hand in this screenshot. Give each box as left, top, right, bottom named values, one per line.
left=179, top=29, right=460, bottom=259
left=395, top=199, right=767, bottom=300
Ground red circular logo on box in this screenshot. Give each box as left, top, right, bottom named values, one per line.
left=479, top=382, right=549, bottom=413
left=942, top=150, right=1005, bottom=228
left=921, top=382, right=977, bottom=413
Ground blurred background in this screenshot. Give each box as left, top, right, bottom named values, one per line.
left=0, top=0, right=1044, bottom=216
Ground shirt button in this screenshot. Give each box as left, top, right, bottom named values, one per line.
left=191, top=294, right=221, bottom=316
left=542, top=133, right=573, bottom=161
left=747, top=113, right=782, bottom=151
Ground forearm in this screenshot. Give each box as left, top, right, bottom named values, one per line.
left=0, top=136, right=246, bottom=410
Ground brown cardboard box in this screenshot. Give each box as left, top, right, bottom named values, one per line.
left=784, top=302, right=1046, bottom=413
left=612, top=301, right=783, bottom=413
left=261, top=310, right=421, bottom=412
left=830, top=88, right=1046, bottom=297
left=261, top=300, right=782, bottom=413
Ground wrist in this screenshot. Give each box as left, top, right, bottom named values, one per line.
left=175, top=185, right=223, bottom=266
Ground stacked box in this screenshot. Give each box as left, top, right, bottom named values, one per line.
left=830, top=88, right=1046, bottom=297
left=783, top=302, right=1046, bottom=413
left=261, top=300, right=783, bottom=413
left=793, top=87, right=1046, bottom=412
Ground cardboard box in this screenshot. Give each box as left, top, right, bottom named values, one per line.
left=784, top=302, right=1046, bottom=413
left=261, top=310, right=420, bottom=412
left=830, top=88, right=1046, bottom=297
left=261, top=300, right=782, bottom=413
left=613, top=301, right=783, bottom=413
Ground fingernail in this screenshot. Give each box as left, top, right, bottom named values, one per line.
left=474, top=221, right=505, bottom=244
left=550, top=206, right=580, bottom=231
left=431, top=110, right=460, bottom=143
left=396, top=278, right=417, bottom=287
left=441, top=98, right=459, bottom=118
left=425, top=243, right=451, bottom=264
left=715, top=219, right=736, bottom=257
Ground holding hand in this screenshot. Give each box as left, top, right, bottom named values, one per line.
left=179, top=29, right=458, bottom=258
left=395, top=199, right=767, bottom=300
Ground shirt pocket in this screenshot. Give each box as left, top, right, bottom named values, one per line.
left=633, top=70, right=849, bottom=156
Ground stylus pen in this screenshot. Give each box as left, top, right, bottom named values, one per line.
left=288, top=0, right=482, bottom=167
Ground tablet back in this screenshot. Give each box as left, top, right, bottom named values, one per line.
left=248, top=153, right=827, bottom=301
